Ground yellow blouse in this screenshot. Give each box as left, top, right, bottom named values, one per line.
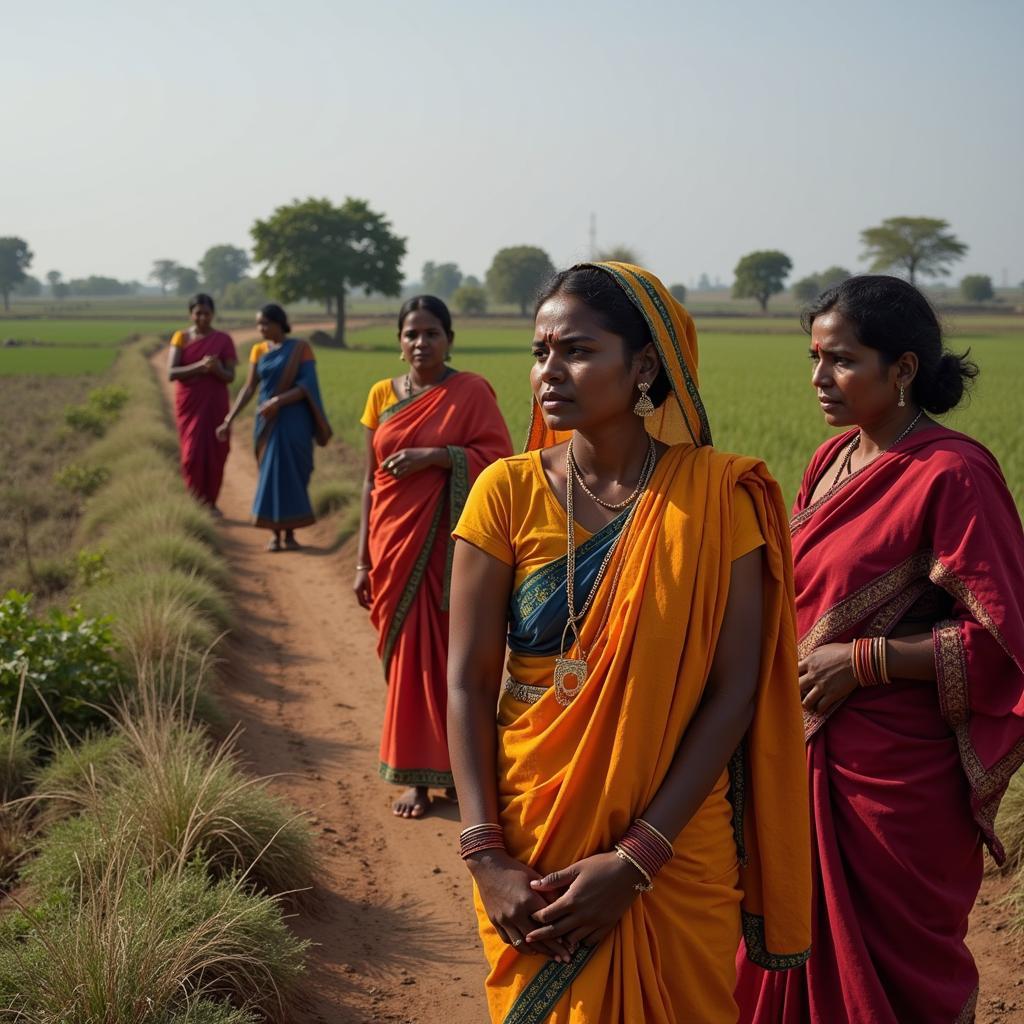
left=360, top=378, right=401, bottom=429
left=454, top=448, right=764, bottom=593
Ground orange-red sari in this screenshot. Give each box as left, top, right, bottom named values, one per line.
left=369, top=371, right=512, bottom=786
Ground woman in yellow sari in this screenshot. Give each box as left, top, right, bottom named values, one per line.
left=448, top=263, right=812, bottom=1023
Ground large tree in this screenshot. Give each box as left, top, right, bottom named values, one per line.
left=452, top=283, right=487, bottom=315
left=792, top=275, right=821, bottom=303
left=860, top=217, right=967, bottom=286
left=732, top=250, right=792, bottom=312
left=486, top=245, right=555, bottom=316
left=173, top=266, right=201, bottom=296
left=421, top=261, right=462, bottom=300
left=252, top=197, right=406, bottom=347
left=819, top=265, right=852, bottom=290
left=0, top=237, right=33, bottom=311
left=149, top=259, right=178, bottom=295
left=961, top=274, right=994, bottom=303
left=45, top=270, right=68, bottom=300
left=199, top=244, right=250, bottom=294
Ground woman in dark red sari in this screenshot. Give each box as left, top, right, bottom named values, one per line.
left=167, top=293, right=237, bottom=512
left=736, top=275, right=1024, bottom=1024
left=353, top=296, right=512, bottom=819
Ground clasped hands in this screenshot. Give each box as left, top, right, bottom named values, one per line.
left=469, top=849, right=642, bottom=963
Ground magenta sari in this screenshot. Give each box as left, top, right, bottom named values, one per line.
left=172, top=330, right=237, bottom=506
left=735, top=424, right=1024, bottom=1024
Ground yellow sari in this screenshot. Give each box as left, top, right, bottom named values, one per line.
left=454, top=264, right=811, bottom=1023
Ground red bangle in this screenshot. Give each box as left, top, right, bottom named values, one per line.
left=459, top=823, right=506, bottom=860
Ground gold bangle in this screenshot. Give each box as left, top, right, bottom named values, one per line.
left=614, top=846, right=654, bottom=892
left=355, top=563, right=371, bottom=571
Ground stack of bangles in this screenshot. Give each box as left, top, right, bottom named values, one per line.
left=459, top=823, right=507, bottom=860
left=613, top=819, right=674, bottom=893
left=851, top=636, right=891, bottom=686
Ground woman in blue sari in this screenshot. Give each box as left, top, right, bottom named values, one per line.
left=217, top=304, right=331, bottom=551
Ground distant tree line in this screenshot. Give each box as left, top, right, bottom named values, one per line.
left=2, top=211, right=1010, bottom=328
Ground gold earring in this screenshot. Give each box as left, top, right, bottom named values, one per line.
left=633, top=381, right=655, bottom=417
left=898, top=383, right=906, bottom=408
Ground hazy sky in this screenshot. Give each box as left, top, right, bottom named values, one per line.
left=5, top=0, right=1022, bottom=289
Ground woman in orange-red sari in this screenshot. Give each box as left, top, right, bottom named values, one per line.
left=167, top=293, right=237, bottom=512
left=735, top=275, right=1024, bottom=1023
left=448, top=264, right=811, bottom=1023
left=354, top=296, right=512, bottom=819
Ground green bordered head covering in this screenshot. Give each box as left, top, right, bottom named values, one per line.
left=525, top=261, right=712, bottom=451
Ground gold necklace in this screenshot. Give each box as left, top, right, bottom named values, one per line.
left=568, top=437, right=654, bottom=510
left=829, top=410, right=924, bottom=489
left=555, top=437, right=656, bottom=706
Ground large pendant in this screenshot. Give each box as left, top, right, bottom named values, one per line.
left=554, top=657, right=588, bottom=706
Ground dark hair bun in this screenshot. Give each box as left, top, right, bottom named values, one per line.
left=917, top=350, right=979, bottom=415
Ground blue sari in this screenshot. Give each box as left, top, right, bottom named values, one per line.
left=252, top=338, right=329, bottom=530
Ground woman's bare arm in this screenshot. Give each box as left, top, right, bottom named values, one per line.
left=353, top=427, right=378, bottom=609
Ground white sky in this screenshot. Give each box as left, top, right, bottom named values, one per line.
left=4, top=0, right=1022, bottom=288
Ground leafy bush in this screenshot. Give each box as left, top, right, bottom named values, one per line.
left=0, top=591, right=124, bottom=734
left=76, top=549, right=112, bottom=588
left=64, top=403, right=109, bottom=437
left=86, top=384, right=130, bottom=414
left=55, top=462, right=110, bottom=496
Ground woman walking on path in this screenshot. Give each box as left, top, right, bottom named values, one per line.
left=447, top=263, right=811, bottom=1023
left=735, top=276, right=1024, bottom=1024
left=167, top=293, right=237, bottom=513
left=217, top=303, right=331, bottom=551
left=354, top=295, right=512, bottom=820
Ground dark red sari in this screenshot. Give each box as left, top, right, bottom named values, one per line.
left=172, top=330, right=237, bottom=506
left=736, top=424, right=1024, bottom=1024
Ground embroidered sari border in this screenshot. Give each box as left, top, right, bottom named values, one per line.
left=742, top=911, right=811, bottom=971
left=502, top=944, right=597, bottom=1024
left=377, top=369, right=460, bottom=426
left=511, top=506, right=630, bottom=622
left=381, top=494, right=446, bottom=677
left=378, top=762, right=454, bottom=788
left=441, top=444, right=469, bottom=611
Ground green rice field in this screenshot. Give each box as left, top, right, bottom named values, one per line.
left=306, top=318, right=1024, bottom=511
left=0, top=346, right=120, bottom=375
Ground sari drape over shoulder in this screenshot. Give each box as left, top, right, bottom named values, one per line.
left=368, top=371, right=512, bottom=786
left=735, top=424, right=1024, bottom=1024
left=455, top=264, right=811, bottom=1024
left=251, top=338, right=330, bottom=529
left=171, top=330, right=236, bottom=506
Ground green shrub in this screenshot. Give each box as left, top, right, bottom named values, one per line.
left=76, top=549, right=112, bottom=588
left=64, top=403, right=109, bottom=437
left=30, top=557, right=75, bottom=596
left=0, top=591, right=124, bottom=734
left=55, top=462, right=110, bottom=496
left=0, top=858, right=306, bottom=1022
left=87, top=384, right=130, bottom=414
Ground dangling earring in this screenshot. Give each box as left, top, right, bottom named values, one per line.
left=633, top=381, right=655, bottom=417
left=399, top=351, right=406, bottom=362
left=898, top=383, right=906, bottom=408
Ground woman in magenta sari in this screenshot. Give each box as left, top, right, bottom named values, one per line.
left=735, top=276, right=1024, bottom=1023
left=167, top=293, right=237, bottom=512
left=353, top=296, right=512, bottom=819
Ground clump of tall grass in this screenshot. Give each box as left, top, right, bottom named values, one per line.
left=311, top=477, right=358, bottom=518
left=996, top=771, right=1024, bottom=874
left=0, top=853, right=306, bottom=1022
left=31, top=730, right=129, bottom=824
left=27, top=674, right=314, bottom=900
left=107, top=533, right=231, bottom=591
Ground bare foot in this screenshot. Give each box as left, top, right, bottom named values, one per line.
left=393, top=786, right=430, bottom=819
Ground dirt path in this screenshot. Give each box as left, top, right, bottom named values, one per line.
left=154, top=341, right=487, bottom=1024
left=152, top=340, right=1022, bottom=1023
